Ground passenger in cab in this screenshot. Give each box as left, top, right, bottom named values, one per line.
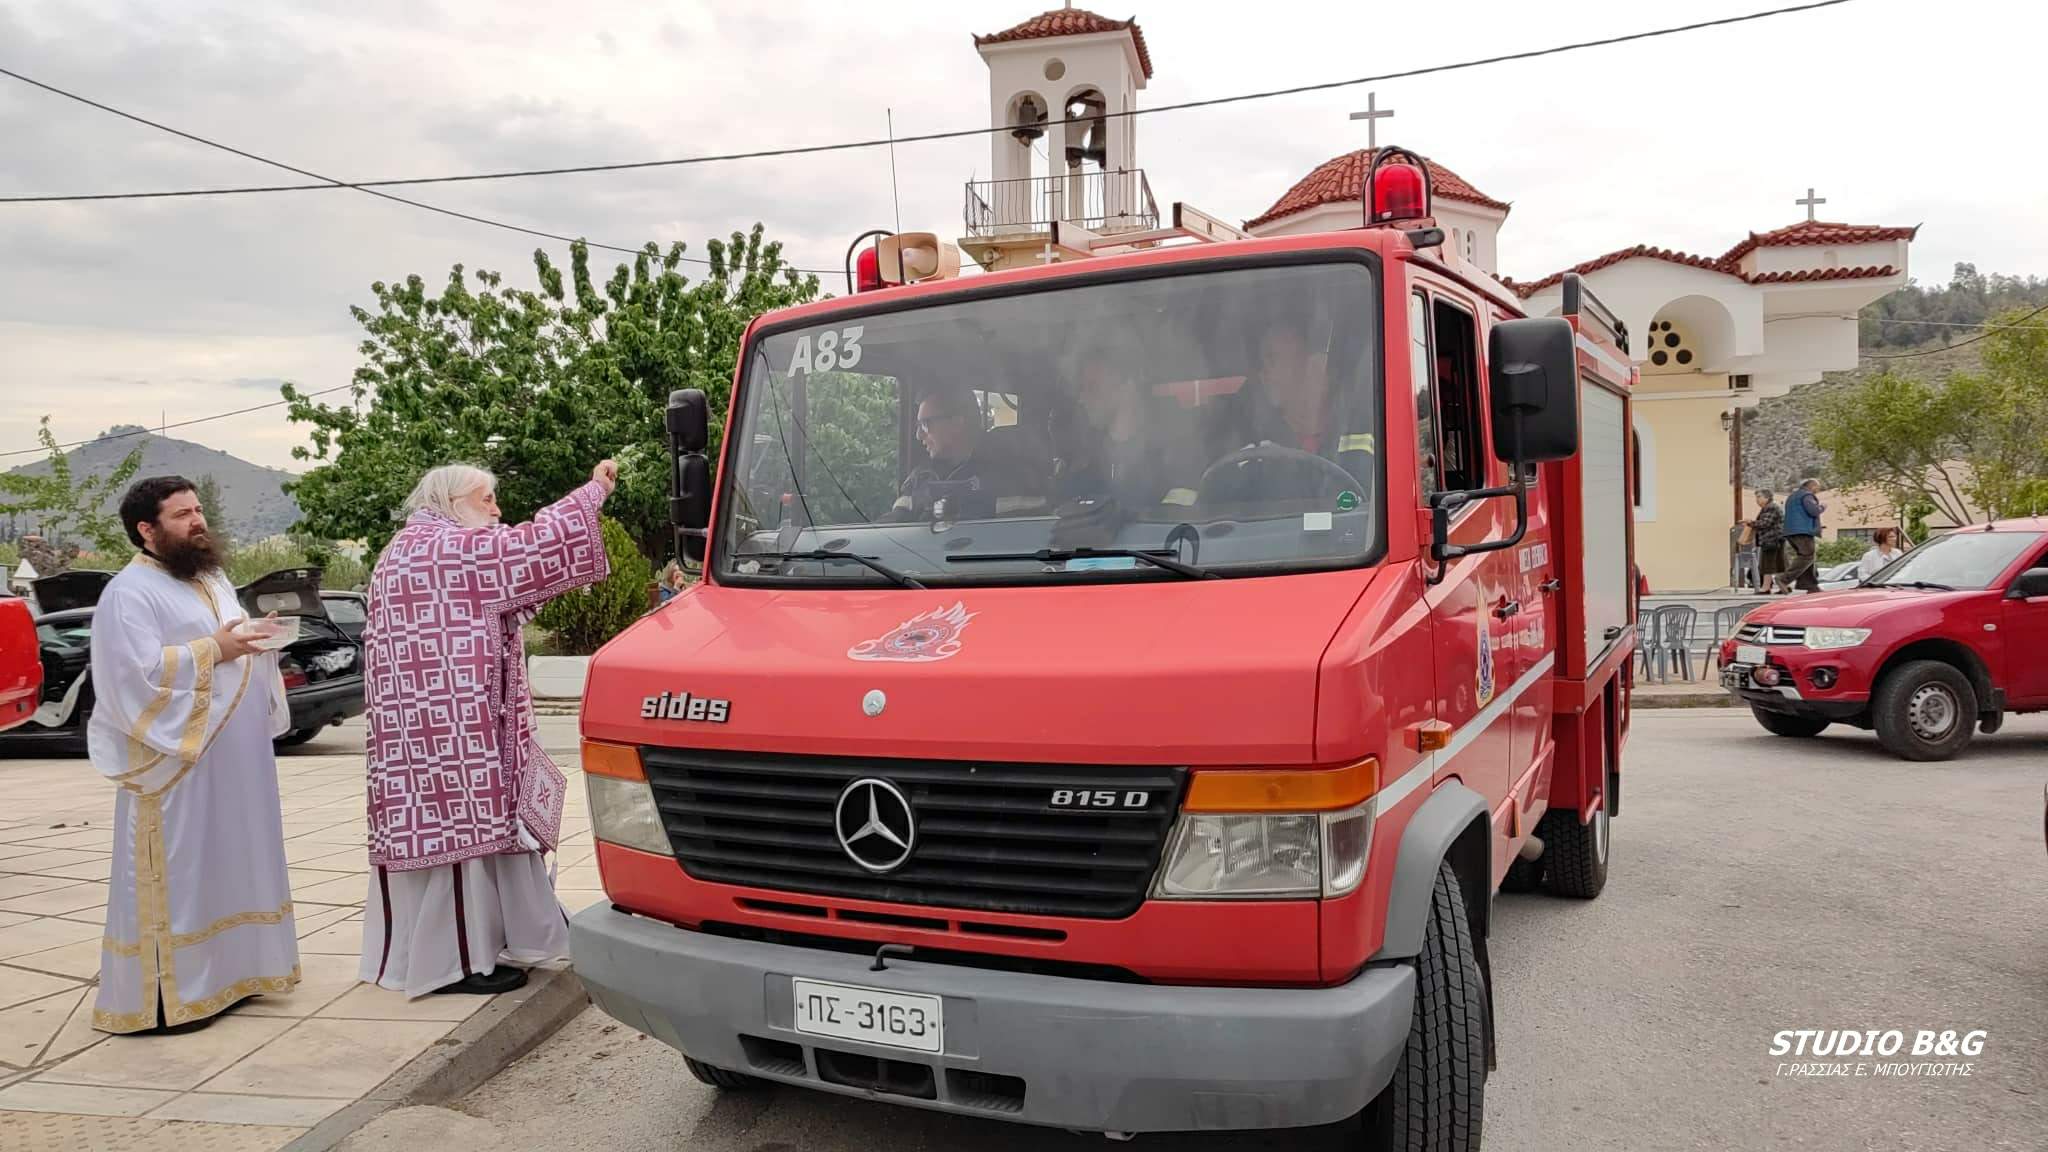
left=888, top=386, right=1042, bottom=522
left=1051, top=344, right=1201, bottom=513
left=1200, top=313, right=1368, bottom=507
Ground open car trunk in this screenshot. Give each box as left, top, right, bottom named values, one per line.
left=29, top=570, right=115, bottom=615
left=236, top=567, right=328, bottom=619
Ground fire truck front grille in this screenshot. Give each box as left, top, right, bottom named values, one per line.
left=1736, top=623, right=1807, bottom=645
left=639, top=748, right=1186, bottom=920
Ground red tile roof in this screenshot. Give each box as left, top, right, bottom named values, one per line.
left=1721, top=221, right=1919, bottom=264
left=1500, top=246, right=1729, bottom=297
left=1243, top=148, right=1509, bottom=231
left=975, top=9, right=1154, bottom=79
left=1744, top=264, right=1899, bottom=285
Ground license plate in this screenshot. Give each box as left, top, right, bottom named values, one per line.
left=1736, top=644, right=1767, bottom=666
left=791, top=978, right=943, bottom=1054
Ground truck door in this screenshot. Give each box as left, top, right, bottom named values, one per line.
left=2003, top=542, right=2048, bottom=707
left=1412, top=289, right=1517, bottom=839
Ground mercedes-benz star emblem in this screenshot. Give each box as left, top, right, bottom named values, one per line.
left=834, top=778, right=916, bottom=874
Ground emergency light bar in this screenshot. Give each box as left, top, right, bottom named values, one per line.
left=1364, top=146, right=1431, bottom=226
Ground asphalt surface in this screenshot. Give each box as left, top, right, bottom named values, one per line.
left=335, top=710, right=2048, bottom=1152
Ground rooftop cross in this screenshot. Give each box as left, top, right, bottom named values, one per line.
left=1796, top=186, right=1827, bottom=222
left=1349, top=92, right=1395, bottom=151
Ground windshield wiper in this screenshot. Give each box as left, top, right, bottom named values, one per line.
left=747, top=550, right=925, bottom=589
left=1874, top=580, right=1956, bottom=592
left=945, top=548, right=1216, bottom=580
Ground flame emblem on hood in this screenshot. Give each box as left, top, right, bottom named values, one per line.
left=849, top=602, right=978, bottom=663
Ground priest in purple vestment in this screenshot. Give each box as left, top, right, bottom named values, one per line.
left=359, top=459, right=615, bottom=996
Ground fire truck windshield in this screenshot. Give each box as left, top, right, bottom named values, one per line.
left=720, top=260, right=1382, bottom=584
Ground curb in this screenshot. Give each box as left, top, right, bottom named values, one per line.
left=1635, top=692, right=1742, bottom=709
left=282, top=965, right=591, bottom=1152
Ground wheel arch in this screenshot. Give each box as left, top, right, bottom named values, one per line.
left=1374, top=781, right=1496, bottom=1068
left=1873, top=638, right=1994, bottom=712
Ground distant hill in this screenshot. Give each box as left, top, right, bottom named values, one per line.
left=5, top=426, right=301, bottom=541
left=1742, top=338, right=1987, bottom=494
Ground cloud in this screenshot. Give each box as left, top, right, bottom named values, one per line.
left=2, top=0, right=2042, bottom=479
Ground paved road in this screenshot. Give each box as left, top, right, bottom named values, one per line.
left=337, top=710, right=2048, bottom=1152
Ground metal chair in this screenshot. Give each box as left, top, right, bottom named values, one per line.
left=1650, top=604, right=1699, bottom=682
left=1707, top=603, right=1757, bottom=670
left=1635, top=610, right=1660, bottom=681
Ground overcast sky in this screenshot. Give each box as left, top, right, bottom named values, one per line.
left=3, top=0, right=2038, bottom=473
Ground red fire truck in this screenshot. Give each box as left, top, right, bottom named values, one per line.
left=570, top=150, right=1638, bottom=1147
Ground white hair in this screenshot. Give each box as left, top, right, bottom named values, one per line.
left=404, top=464, right=496, bottom=524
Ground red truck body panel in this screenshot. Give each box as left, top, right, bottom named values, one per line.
left=0, top=597, right=41, bottom=734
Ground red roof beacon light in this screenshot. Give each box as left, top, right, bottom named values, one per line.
left=844, top=229, right=894, bottom=294
left=1364, top=146, right=1432, bottom=226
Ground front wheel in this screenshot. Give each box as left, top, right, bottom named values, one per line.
left=1751, top=707, right=1830, bottom=739
left=1873, top=660, right=1977, bottom=761
left=1360, top=861, right=1486, bottom=1152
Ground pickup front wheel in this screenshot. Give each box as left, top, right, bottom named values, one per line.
left=1874, top=660, right=1977, bottom=761
left=1360, top=861, right=1485, bottom=1152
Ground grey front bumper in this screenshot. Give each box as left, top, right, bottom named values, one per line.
left=569, top=903, right=1414, bottom=1134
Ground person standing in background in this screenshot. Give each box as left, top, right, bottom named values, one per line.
left=1781, top=478, right=1826, bottom=594
left=1751, top=490, right=1786, bottom=595
left=1856, top=527, right=1906, bottom=581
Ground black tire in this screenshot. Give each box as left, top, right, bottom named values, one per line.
left=1538, top=806, right=1609, bottom=900
left=1873, top=660, right=1977, bottom=762
left=1751, top=707, right=1830, bottom=738
left=1978, top=711, right=2004, bottom=736
left=1361, top=861, right=1486, bottom=1152
left=684, top=1057, right=764, bottom=1090
left=1498, top=854, right=1543, bottom=894
left=273, top=727, right=320, bottom=748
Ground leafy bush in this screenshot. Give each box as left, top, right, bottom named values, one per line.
left=1816, top=538, right=1868, bottom=567
left=535, top=516, right=653, bottom=655
left=226, top=538, right=311, bottom=586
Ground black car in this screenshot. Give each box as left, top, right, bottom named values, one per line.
left=0, top=566, right=365, bottom=752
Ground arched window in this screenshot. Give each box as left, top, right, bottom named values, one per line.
left=1632, top=417, right=1658, bottom=522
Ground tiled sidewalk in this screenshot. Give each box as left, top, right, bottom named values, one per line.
left=0, top=719, right=598, bottom=1149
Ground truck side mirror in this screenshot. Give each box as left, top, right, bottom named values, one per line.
left=666, top=388, right=709, bottom=454
left=668, top=388, right=713, bottom=565
left=1488, top=318, right=1579, bottom=464
left=2010, top=568, right=2048, bottom=600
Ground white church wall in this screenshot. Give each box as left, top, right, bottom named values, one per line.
left=1578, top=263, right=1763, bottom=365
left=1246, top=201, right=1503, bottom=274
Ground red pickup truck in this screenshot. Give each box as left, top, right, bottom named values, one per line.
left=0, top=593, right=41, bottom=734
left=1720, top=517, right=2048, bottom=760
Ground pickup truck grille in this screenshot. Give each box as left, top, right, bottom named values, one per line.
left=1736, top=623, right=1806, bottom=646
left=639, top=747, right=1186, bottom=920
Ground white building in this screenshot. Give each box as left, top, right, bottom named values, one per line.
left=960, top=8, right=1918, bottom=591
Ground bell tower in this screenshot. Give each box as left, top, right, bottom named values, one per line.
left=963, top=8, right=1157, bottom=271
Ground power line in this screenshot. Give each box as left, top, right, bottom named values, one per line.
left=2, top=1, right=1853, bottom=205
left=1864, top=302, right=2048, bottom=359
left=0, top=65, right=842, bottom=275
left=0, top=383, right=357, bottom=459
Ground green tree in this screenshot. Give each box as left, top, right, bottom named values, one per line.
left=1814, top=309, right=2048, bottom=521
left=535, top=517, right=653, bottom=654
left=193, top=474, right=232, bottom=549
left=283, top=227, right=820, bottom=559
left=0, top=417, right=144, bottom=553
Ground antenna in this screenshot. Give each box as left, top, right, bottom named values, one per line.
left=886, top=108, right=903, bottom=235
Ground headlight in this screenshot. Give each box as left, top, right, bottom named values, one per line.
left=586, top=773, right=671, bottom=855
left=1155, top=799, right=1374, bottom=899
left=1803, top=627, right=1871, bottom=651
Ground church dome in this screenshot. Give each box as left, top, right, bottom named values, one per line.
left=1246, top=148, right=1509, bottom=230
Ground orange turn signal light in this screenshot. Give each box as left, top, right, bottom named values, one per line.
left=1184, top=758, right=1380, bottom=813
left=581, top=739, right=646, bottom=781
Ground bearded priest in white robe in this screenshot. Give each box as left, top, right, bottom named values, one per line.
left=89, top=476, right=300, bottom=1034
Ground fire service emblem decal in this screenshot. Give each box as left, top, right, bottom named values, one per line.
left=848, top=602, right=978, bottom=663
